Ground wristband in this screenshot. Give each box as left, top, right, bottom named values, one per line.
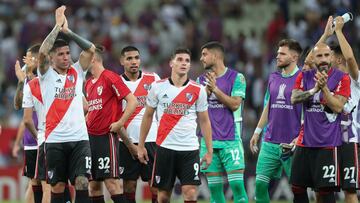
left=254, top=127, right=262, bottom=134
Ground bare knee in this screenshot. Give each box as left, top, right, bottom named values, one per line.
left=104, top=178, right=122, bottom=195
left=52, top=182, right=66, bottom=193
left=75, top=176, right=89, bottom=190
left=89, top=181, right=103, bottom=196
left=158, top=190, right=171, bottom=203
left=182, top=185, right=197, bottom=201
left=124, top=180, right=137, bottom=193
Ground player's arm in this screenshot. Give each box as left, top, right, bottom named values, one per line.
left=212, top=88, right=242, bottom=112
left=115, top=93, right=137, bottom=129
left=291, top=72, right=320, bottom=104
left=198, top=110, right=213, bottom=169
left=82, top=96, right=88, bottom=115
left=61, top=17, right=95, bottom=71
left=334, top=17, right=359, bottom=81
left=38, top=6, right=66, bottom=75
left=12, top=121, right=25, bottom=158
left=23, top=108, right=37, bottom=139
left=250, top=102, right=269, bottom=153
left=304, top=16, right=334, bottom=68
left=321, top=73, right=350, bottom=113
left=138, top=106, right=156, bottom=164
left=14, top=61, right=26, bottom=110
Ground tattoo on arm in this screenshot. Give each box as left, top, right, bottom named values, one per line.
left=291, top=89, right=313, bottom=104
left=14, top=81, right=24, bottom=110
left=39, top=25, right=61, bottom=55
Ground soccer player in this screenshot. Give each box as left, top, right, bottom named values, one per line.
left=85, top=45, right=137, bottom=203
left=197, top=41, right=248, bottom=203
left=118, top=46, right=160, bottom=203
left=290, top=42, right=350, bottom=203
left=38, top=6, right=95, bottom=203
left=12, top=44, right=45, bottom=203
left=249, top=39, right=303, bottom=203
left=137, top=48, right=213, bottom=203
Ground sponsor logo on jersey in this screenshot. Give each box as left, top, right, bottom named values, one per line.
left=276, top=83, right=286, bottom=100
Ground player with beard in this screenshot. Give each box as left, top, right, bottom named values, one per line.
left=290, top=43, right=351, bottom=203
left=197, top=41, right=248, bottom=203
left=249, top=39, right=303, bottom=203
left=118, top=46, right=160, bottom=203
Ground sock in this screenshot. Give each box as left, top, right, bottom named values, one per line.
left=64, top=185, right=72, bottom=203
left=318, top=191, right=335, bottom=203
left=111, top=194, right=127, bottom=203
left=207, top=176, right=226, bottom=203
left=125, top=192, right=136, bottom=203
left=51, top=192, right=64, bottom=203
left=32, top=185, right=43, bottom=203
left=291, top=185, right=309, bottom=203
left=255, top=175, right=270, bottom=203
left=90, top=195, right=105, bottom=203
left=152, top=193, right=157, bottom=203
left=75, top=190, right=90, bottom=203
left=228, top=173, right=248, bottom=203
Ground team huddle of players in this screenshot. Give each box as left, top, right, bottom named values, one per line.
left=12, top=5, right=360, bottom=203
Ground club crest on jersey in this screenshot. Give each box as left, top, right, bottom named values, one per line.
left=97, top=86, right=103, bottom=95
left=67, top=75, right=75, bottom=83
left=276, top=83, right=286, bottom=100
left=186, top=93, right=193, bottom=102
left=119, top=167, right=124, bottom=175
left=155, top=175, right=161, bottom=183
left=143, top=83, right=151, bottom=91
left=48, top=170, right=54, bottom=179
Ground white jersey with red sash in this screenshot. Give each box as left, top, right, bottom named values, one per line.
left=23, top=77, right=46, bottom=145
left=146, top=78, right=208, bottom=151
left=38, top=62, right=88, bottom=143
left=121, top=71, right=160, bottom=143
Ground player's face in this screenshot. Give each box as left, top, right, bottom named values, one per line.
left=170, top=53, right=191, bottom=76
left=25, top=51, right=38, bottom=73
left=276, top=46, right=293, bottom=69
left=313, top=46, right=332, bottom=72
left=121, top=51, right=141, bottom=74
left=200, top=48, right=215, bottom=70
left=52, top=46, right=71, bottom=70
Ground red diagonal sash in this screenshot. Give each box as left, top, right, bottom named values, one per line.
left=124, top=75, right=155, bottom=128
left=156, top=84, right=200, bottom=145
left=45, top=68, right=78, bottom=139
left=28, top=78, right=43, bottom=104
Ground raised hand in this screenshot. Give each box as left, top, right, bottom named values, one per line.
left=55, top=5, right=66, bottom=27
left=324, top=16, right=334, bottom=37
left=334, top=16, right=345, bottom=32
left=61, top=16, right=70, bottom=33
left=14, top=60, right=26, bottom=82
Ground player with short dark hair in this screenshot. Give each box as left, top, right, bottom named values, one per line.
left=198, top=41, right=248, bottom=203
left=138, top=48, right=213, bottom=203
left=118, top=45, right=160, bottom=203
left=249, top=39, right=303, bottom=203
left=85, top=44, right=137, bottom=203
left=38, top=6, right=96, bottom=203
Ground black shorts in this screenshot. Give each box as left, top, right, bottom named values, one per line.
left=35, top=143, right=46, bottom=181
left=45, top=140, right=92, bottom=185
left=290, top=146, right=340, bottom=190
left=151, top=146, right=201, bottom=191
left=89, top=133, right=120, bottom=181
left=23, top=149, right=38, bottom=179
left=338, top=142, right=360, bottom=191
left=119, top=142, right=156, bottom=181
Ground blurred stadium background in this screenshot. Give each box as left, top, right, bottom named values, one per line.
left=0, top=0, right=359, bottom=202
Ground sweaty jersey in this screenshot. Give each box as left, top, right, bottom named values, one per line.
left=22, top=77, right=45, bottom=145
left=38, top=62, right=88, bottom=143
left=197, top=68, right=246, bottom=148
left=294, top=68, right=350, bottom=147
left=147, top=78, right=208, bottom=151
left=121, top=71, right=160, bottom=143
left=85, top=69, right=131, bottom=135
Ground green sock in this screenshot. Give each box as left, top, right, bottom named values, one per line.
left=255, top=175, right=270, bottom=203
left=207, top=176, right=226, bottom=203
left=228, top=173, right=248, bottom=203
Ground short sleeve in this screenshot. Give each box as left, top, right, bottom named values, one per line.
left=334, top=74, right=351, bottom=98
left=72, top=61, right=86, bottom=80
left=196, top=86, right=208, bottom=112
left=231, top=73, right=246, bottom=98
left=22, top=83, right=34, bottom=108
left=107, top=72, right=131, bottom=101
left=146, top=82, right=158, bottom=108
